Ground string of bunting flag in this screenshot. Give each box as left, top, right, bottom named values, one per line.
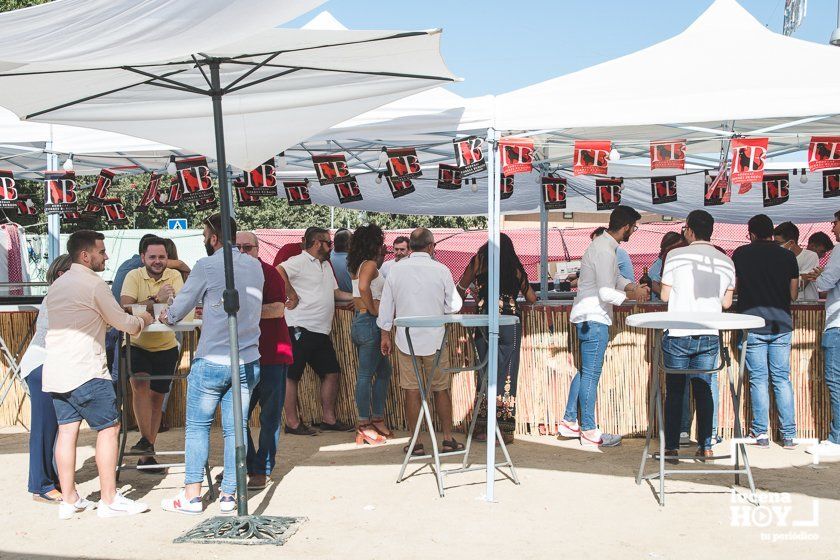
left=1, top=134, right=839, bottom=222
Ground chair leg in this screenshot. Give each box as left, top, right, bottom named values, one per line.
left=654, top=373, right=666, bottom=506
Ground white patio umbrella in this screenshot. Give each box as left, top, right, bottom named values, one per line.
left=0, top=0, right=457, bottom=536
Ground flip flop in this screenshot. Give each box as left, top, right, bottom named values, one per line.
left=33, top=492, right=62, bottom=504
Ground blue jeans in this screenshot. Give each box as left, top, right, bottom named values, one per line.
left=185, top=358, right=259, bottom=495
left=823, top=328, right=840, bottom=444
left=663, top=335, right=718, bottom=450
left=25, top=366, right=59, bottom=495
left=351, top=312, right=392, bottom=421
left=563, top=321, right=610, bottom=431
left=246, top=363, right=288, bottom=476
left=681, top=372, right=719, bottom=437
left=742, top=331, right=796, bottom=439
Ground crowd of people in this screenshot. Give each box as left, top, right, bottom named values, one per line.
left=18, top=205, right=840, bottom=519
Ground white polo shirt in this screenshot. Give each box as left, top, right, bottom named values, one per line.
left=661, top=242, right=736, bottom=337
left=281, top=251, right=338, bottom=335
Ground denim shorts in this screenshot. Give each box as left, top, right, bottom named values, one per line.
left=51, top=378, right=119, bottom=431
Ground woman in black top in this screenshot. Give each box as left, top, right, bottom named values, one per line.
left=457, top=233, right=537, bottom=443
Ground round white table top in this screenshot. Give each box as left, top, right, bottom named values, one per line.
left=626, top=311, right=764, bottom=331
left=141, top=320, right=202, bottom=333
left=394, top=314, right=519, bottom=328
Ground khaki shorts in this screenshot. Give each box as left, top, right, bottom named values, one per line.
left=397, top=349, right=451, bottom=392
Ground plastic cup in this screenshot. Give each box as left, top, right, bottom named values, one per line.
left=130, top=304, right=147, bottom=316
left=153, top=303, right=167, bottom=322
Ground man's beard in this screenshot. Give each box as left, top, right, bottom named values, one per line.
left=205, top=241, right=215, bottom=256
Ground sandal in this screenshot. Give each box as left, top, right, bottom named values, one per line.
left=403, top=443, right=425, bottom=456
left=33, top=491, right=62, bottom=504
left=356, top=424, right=386, bottom=446
left=371, top=421, right=395, bottom=439
left=441, top=438, right=465, bottom=453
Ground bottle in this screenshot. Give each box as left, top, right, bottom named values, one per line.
left=639, top=266, right=652, bottom=290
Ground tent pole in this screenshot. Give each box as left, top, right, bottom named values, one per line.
left=485, top=128, right=500, bottom=502
left=539, top=201, right=548, bottom=302
left=208, top=60, right=248, bottom=517
left=46, top=140, right=60, bottom=264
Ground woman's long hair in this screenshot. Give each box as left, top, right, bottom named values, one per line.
left=347, top=224, right=384, bottom=276
left=475, top=233, right=528, bottom=295
left=46, top=254, right=73, bottom=285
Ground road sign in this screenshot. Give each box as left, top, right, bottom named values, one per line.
left=167, top=218, right=188, bottom=230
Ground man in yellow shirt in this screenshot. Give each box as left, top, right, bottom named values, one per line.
left=120, top=236, right=185, bottom=473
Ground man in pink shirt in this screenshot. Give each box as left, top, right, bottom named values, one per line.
left=44, top=230, right=153, bottom=520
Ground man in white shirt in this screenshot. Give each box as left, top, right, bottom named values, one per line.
left=379, top=235, right=410, bottom=279
left=774, top=221, right=820, bottom=300
left=659, top=210, right=735, bottom=461
left=558, top=206, right=649, bottom=448
left=278, top=227, right=353, bottom=435
left=378, top=228, right=463, bottom=455
left=804, top=210, right=840, bottom=456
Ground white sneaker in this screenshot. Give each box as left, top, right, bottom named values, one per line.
left=97, top=492, right=149, bottom=518
left=161, top=491, right=203, bottom=515
left=557, top=419, right=581, bottom=439
left=679, top=432, right=691, bottom=447
left=58, top=496, right=93, bottom=520
left=219, top=495, right=236, bottom=515
left=806, top=440, right=840, bottom=457
left=580, top=429, right=622, bottom=448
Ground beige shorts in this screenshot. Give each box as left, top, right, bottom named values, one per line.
left=397, top=349, right=451, bottom=392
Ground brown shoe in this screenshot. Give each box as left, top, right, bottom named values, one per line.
left=695, top=448, right=714, bottom=462
left=664, top=449, right=679, bottom=464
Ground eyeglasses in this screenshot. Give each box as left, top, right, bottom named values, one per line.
left=235, top=243, right=256, bottom=252
left=318, top=239, right=333, bottom=247
left=681, top=226, right=688, bottom=233
left=203, top=217, right=217, bottom=234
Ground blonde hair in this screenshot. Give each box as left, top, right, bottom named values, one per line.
left=46, top=254, right=73, bottom=285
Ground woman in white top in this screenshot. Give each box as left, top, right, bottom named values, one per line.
left=21, top=254, right=73, bottom=504
left=347, top=224, right=392, bottom=445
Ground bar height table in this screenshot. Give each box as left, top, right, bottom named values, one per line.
left=116, top=320, right=214, bottom=498
left=394, top=314, right=520, bottom=497
left=627, top=311, right=764, bottom=506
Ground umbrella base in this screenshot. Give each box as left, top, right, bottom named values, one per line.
left=174, top=515, right=306, bottom=546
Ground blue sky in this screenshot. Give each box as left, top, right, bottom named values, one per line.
left=287, top=0, right=839, bottom=97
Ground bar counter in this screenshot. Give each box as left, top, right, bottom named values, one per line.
left=0, top=301, right=831, bottom=441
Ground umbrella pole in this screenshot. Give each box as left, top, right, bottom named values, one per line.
left=207, top=61, right=248, bottom=517
left=175, top=60, right=306, bottom=546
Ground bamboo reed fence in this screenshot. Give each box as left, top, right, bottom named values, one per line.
left=0, top=303, right=832, bottom=442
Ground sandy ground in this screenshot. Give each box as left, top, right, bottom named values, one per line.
left=1, top=426, right=839, bottom=560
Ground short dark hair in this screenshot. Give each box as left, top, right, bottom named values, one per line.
left=334, top=228, right=352, bottom=252
left=773, top=221, right=800, bottom=244
left=67, top=230, right=105, bottom=262
left=204, top=212, right=237, bottom=239
left=138, top=233, right=156, bottom=254
left=607, top=205, right=641, bottom=232
left=660, top=231, right=683, bottom=252
left=808, top=231, right=834, bottom=251
left=140, top=235, right=167, bottom=254
left=747, top=214, right=774, bottom=240
left=590, top=226, right=607, bottom=240
left=304, top=227, right=329, bottom=249
left=836, top=209, right=840, bottom=221
left=392, top=236, right=409, bottom=247
left=686, top=210, right=714, bottom=241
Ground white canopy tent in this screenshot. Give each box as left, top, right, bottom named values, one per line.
left=0, top=0, right=466, bottom=521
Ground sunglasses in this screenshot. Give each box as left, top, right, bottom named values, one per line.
left=235, top=243, right=256, bottom=252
